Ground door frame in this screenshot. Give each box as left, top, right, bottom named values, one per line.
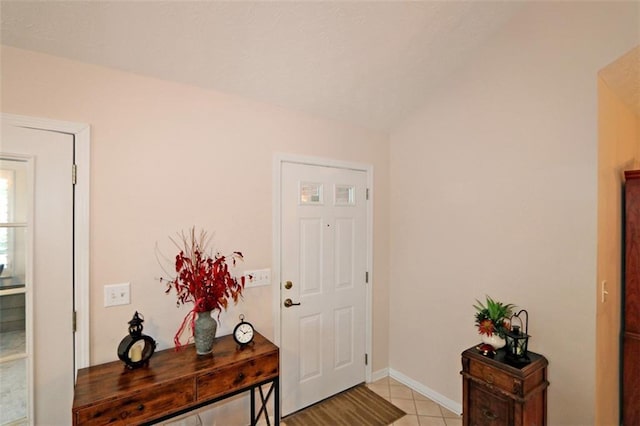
left=1, top=113, right=90, bottom=372
left=272, top=153, right=374, bottom=388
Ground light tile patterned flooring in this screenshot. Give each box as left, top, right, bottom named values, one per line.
left=366, top=377, right=462, bottom=426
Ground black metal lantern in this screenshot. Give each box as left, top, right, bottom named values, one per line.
left=505, top=309, right=530, bottom=366
left=117, top=311, right=156, bottom=369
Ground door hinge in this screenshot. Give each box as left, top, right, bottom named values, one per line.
left=365, top=353, right=368, bottom=365
left=72, top=164, right=77, bottom=185
left=366, top=188, right=370, bottom=200
left=72, top=310, right=77, bottom=333
left=365, top=271, right=369, bottom=283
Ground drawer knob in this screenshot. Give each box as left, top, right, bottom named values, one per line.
left=137, top=404, right=145, bottom=411
left=237, top=372, right=245, bottom=381
left=482, top=408, right=498, bottom=420
left=484, top=373, right=494, bottom=384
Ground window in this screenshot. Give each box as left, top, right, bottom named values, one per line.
left=0, top=169, right=12, bottom=269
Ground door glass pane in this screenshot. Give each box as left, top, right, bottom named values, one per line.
left=0, top=157, right=29, bottom=425
left=0, top=159, right=28, bottom=223
left=0, top=228, right=27, bottom=289
left=0, top=159, right=28, bottom=284
left=0, top=293, right=26, bottom=355
left=0, top=357, right=27, bottom=424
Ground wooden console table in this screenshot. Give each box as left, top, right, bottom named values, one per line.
left=72, top=332, right=279, bottom=425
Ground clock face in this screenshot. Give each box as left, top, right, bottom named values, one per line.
left=234, top=322, right=254, bottom=345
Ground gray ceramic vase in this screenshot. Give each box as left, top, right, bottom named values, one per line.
left=194, top=310, right=217, bottom=355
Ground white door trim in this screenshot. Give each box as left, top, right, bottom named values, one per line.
left=1, top=113, right=90, bottom=371
left=272, top=153, right=374, bottom=385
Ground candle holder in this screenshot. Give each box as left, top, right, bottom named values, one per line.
left=504, top=309, right=530, bottom=367
left=117, top=311, right=156, bottom=369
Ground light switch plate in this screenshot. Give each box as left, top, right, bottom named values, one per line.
left=104, top=283, right=131, bottom=307
left=244, top=269, right=270, bottom=287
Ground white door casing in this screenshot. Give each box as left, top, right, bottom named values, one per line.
left=0, top=114, right=90, bottom=425
left=275, top=156, right=373, bottom=416
left=1, top=113, right=90, bottom=373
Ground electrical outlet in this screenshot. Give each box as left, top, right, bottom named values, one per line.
left=104, top=283, right=131, bottom=307
left=243, top=269, right=271, bottom=288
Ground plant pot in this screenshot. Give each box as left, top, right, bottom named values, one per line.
left=481, top=333, right=506, bottom=349
left=194, top=310, right=217, bottom=355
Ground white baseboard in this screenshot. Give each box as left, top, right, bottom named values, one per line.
left=369, top=367, right=389, bottom=383
left=388, top=368, right=462, bottom=416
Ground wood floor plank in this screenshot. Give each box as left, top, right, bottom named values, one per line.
left=283, top=384, right=405, bottom=426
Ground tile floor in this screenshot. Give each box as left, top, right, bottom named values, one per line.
left=366, top=377, right=462, bottom=426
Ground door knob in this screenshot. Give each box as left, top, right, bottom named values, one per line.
left=284, top=281, right=293, bottom=289
left=284, top=298, right=301, bottom=308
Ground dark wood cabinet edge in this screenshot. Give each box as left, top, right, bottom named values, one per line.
left=623, top=330, right=640, bottom=339
left=624, top=170, right=640, bottom=181
left=461, top=347, right=548, bottom=374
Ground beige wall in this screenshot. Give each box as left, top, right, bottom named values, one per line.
left=596, top=65, right=640, bottom=424
left=389, top=3, right=639, bottom=425
left=3, top=2, right=640, bottom=424
left=0, top=45, right=391, bottom=417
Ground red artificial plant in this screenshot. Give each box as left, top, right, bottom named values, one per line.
left=160, top=227, right=245, bottom=349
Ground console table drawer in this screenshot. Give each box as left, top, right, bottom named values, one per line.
left=197, top=352, right=279, bottom=401
left=74, top=378, right=195, bottom=425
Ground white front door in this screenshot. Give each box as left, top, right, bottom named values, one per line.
left=0, top=122, right=74, bottom=425
left=280, top=161, right=368, bottom=415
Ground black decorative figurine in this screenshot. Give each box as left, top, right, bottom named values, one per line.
left=117, top=311, right=156, bottom=369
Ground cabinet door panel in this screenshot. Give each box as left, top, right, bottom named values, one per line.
left=623, top=334, right=640, bottom=426
left=468, top=383, right=510, bottom=426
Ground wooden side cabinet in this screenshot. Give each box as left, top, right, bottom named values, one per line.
left=624, top=170, right=640, bottom=426
left=461, top=346, right=548, bottom=426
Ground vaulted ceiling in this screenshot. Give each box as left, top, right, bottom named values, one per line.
left=2, top=1, right=527, bottom=131
left=0, top=0, right=522, bottom=130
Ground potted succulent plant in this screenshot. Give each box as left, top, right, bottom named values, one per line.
left=473, top=295, right=515, bottom=349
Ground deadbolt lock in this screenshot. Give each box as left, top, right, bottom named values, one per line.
left=284, top=281, right=293, bottom=289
